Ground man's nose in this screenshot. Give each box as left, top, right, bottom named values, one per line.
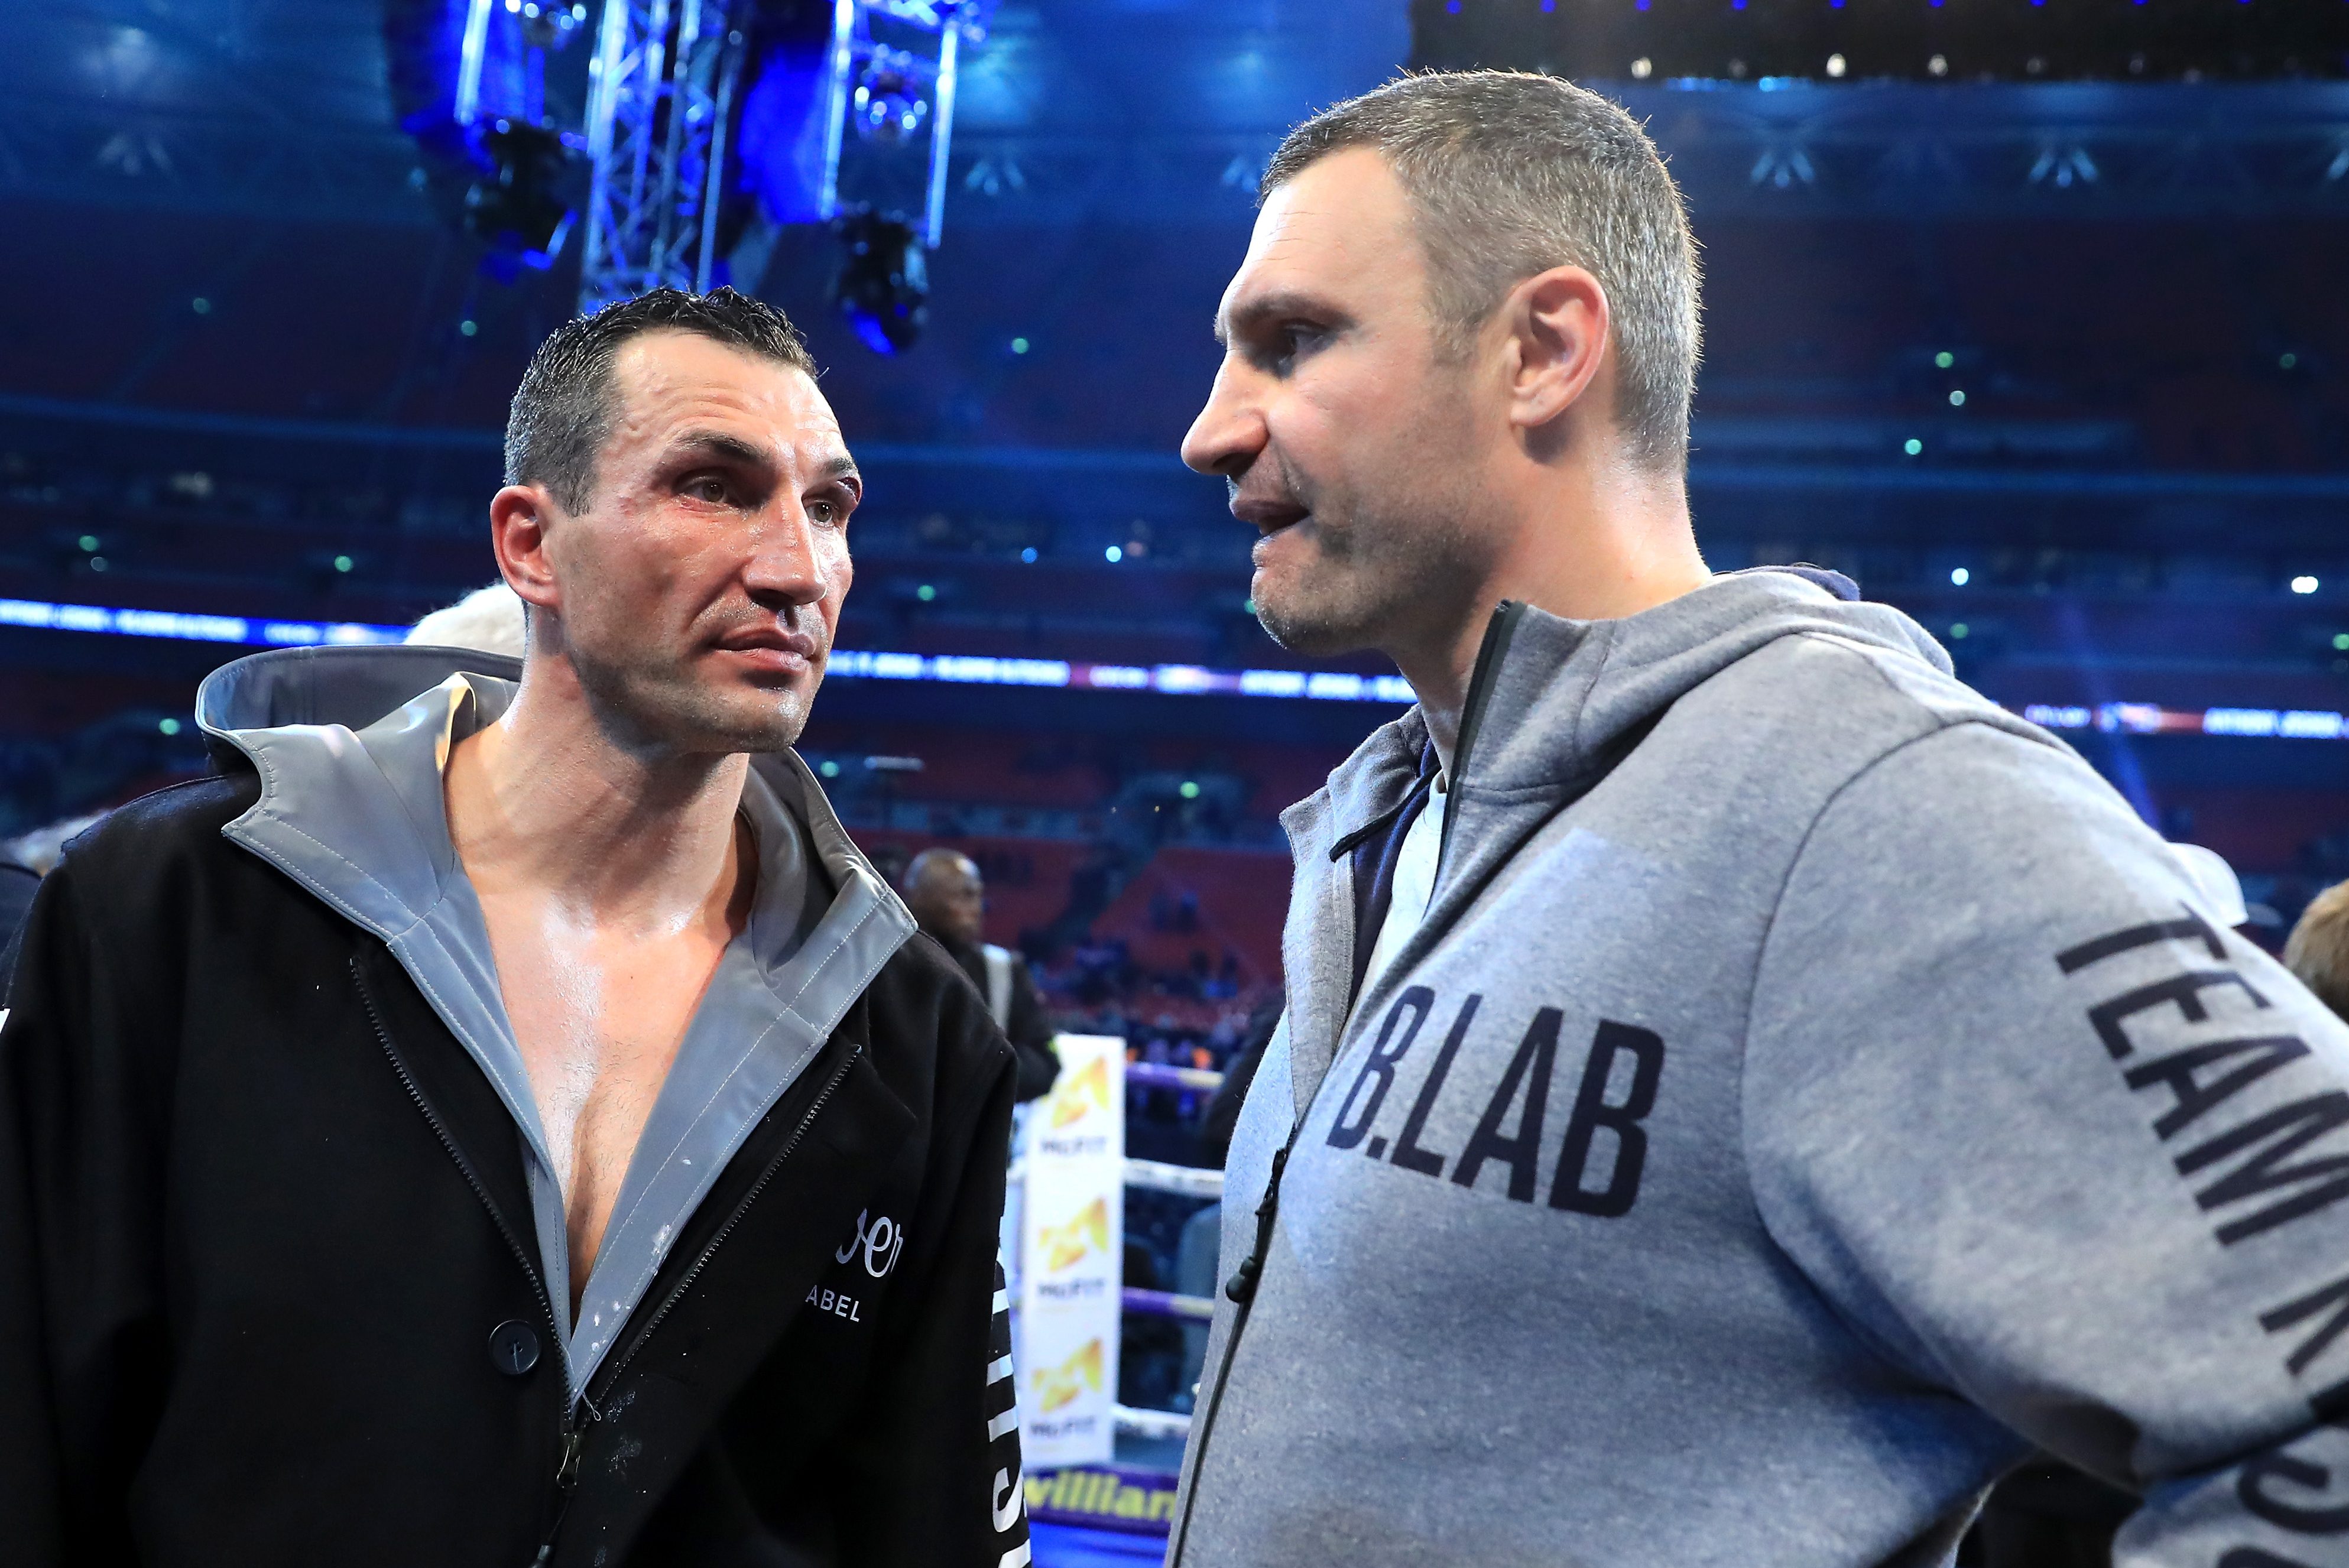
left=1180, top=360, right=1266, bottom=478
left=744, top=502, right=830, bottom=608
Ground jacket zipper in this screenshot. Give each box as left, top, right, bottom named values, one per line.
left=582, top=1038, right=865, bottom=1406
left=1439, top=599, right=1526, bottom=861
left=525, top=1043, right=856, bottom=1566
left=1174, top=605, right=1527, bottom=1564
left=349, top=959, right=586, bottom=1564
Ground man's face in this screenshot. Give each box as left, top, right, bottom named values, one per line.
left=910, top=856, right=986, bottom=947
left=1181, top=148, right=1499, bottom=659
left=541, top=330, right=859, bottom=754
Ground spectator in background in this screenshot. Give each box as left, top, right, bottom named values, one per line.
left=903, top=848, right=1060, bottom=1101
left=2286, top=879, right=2349, bottom=1021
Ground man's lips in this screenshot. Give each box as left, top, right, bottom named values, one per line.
left=1231, top=497, right=1308, bottom=536
left=713, top=627, right=820, bottom=670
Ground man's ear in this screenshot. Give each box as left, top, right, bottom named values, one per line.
left=1502, top=265, right=1611, bottom=440
left=488, top=485, right=562, bottom=618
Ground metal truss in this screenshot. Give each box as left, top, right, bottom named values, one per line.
left=816, top=0, right=993, bottom=248
left=578, top=0, right=750, bottom=311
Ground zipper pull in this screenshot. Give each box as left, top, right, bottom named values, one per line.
left=555, top=1426, right=586, bottom=1491
left=1224, top=1144, right=1291, bottom=1304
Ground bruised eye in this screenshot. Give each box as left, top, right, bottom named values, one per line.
left=682, top=473, right=733, bottom=505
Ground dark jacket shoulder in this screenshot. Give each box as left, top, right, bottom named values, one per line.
left=54, top=770, right=259, bottom=882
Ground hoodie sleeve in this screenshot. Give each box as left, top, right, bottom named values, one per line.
left=1745, top=719, right=2349, bottom=1567
left=0, top=858, right=171, bottom=1566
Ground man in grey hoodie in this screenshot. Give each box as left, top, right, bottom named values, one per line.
left=1166, top=70, right=2349, bottom=1568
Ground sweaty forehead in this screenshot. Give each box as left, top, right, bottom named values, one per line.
left=608, top=330, right=838, bottom=449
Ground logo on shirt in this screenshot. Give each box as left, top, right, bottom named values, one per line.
left=836, top=1208, right=907, bottom=1278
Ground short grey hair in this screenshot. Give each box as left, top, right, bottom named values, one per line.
left=1262, top=70, right=1701, bottom=470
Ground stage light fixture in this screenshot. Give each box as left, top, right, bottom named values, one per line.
left=2292, top=576, right=2321, bottom=595
left=1951, top=567, right=1971, bottom=586
left=462, top=119, right=578, bottom=268
left=829, top=207, right=929, bottom=355
left=853, top=50, right=931, bottom=144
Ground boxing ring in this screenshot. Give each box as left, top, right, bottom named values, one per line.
left=1003, top=1044, right=1227, bottom=1558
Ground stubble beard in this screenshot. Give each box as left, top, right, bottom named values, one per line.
left=569, top=617, right=821, bottom=758
left=1251, top=486, right=1485, bottom=664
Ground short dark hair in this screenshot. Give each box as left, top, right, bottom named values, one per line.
left=1263, top=71, right=1701, bottom=470
left=2287, top=879, right=2349, bottom=1023
left=504, top=286, right=819, bottom=514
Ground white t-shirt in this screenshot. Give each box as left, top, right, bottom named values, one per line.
left=1352, top=773, right=1446, bottom=1014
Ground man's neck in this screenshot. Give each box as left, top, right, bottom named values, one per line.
left=446, top=660, right=751, bottom=927
left=1396, top=460, right=1711, bottom=775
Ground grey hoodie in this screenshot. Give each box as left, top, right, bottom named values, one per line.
left=1170, top=570, right=2349, bottom=1568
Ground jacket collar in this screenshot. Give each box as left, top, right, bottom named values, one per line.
left=194, top=644, right=917, bottom=1398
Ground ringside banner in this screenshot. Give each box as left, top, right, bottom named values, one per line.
left=1018, top=1034, right=1125, bottom=1469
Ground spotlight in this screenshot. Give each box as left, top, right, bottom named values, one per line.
left=2291, top=576, right=2320, bottom=595
left=1951, top=567, right=1971, bottom=586
left=462, top=120, right=578, bottom=267
left=852, top=53, right=930, bottom=145
left=830, top=208, right=929, bottom=356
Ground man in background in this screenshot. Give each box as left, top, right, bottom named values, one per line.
left=904, top=848, right=1060, bottom=1102
left=2288, top=879, right=2349, bottom=1022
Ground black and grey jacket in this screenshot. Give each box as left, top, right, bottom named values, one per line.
left=0, top=645, right=1031, bottom=1568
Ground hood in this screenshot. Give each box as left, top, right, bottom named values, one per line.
left=197, top=641, right=524, bottom=746
left=1275, top=566, right=1956, bottom=1107
left=1306, top=567, right=1952, bottom=855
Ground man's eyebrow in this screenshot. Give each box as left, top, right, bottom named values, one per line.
left=815, top=453, right=862, bottom=486
left=1216, top=289, right=1346, bottom=348
left=666, top=429, right=774, bottom=469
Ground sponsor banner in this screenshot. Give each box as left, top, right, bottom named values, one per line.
left=1019, top=1034, right=1125, bottom=1469
left=1025, top=1464, right=1180, bottom=1535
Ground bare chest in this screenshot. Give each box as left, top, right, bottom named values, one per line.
left=476, top=894, right=734, bottom=1293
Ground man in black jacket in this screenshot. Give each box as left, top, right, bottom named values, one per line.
left=0, top=288, right=1031, bottom=1567
left=903, top=848, right=1060, bottom=1102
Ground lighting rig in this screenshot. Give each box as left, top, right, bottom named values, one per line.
left=385, top=0, right=592, bottom=276
left=810, top=0, right=995, bottom=353
left=577, top=0, right=755, bottom=309
left=392, top=0, right=990, bottom=331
